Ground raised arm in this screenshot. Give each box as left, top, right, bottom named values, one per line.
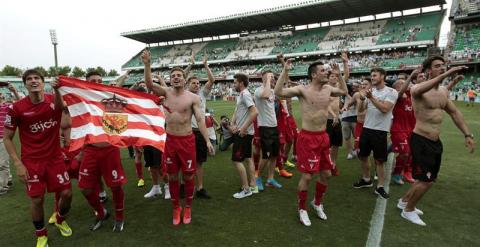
left=142, top=49, right=167, bottom=96
left=115, top=70, right=131, bottom=87
left=184, top=51, right=196, bottom=78
left=341, top=51, right=350, bottom=82
left=330, top=63, right=348, bottom=97
left=202, top=53, right=215, bottom=95
left=411, top=66, right=467, bottom=98
left=192, top=96, right=214, bottom=155
left=260, top=75, right=273, bottom=99
left=446, top=75, right=465, bottom=91
left=7, top=83, right=20, bottom=101
left=50, top=79, right=66, bottom=110
left=444, top=96, right=475, bottom=153
left=274, top=57, right=302, bottom=98
left=398, top=66, right=421, bottom=97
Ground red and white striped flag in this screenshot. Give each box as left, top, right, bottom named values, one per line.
left=58, top=76, right=166, bottom=152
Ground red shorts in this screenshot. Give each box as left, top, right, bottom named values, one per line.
left=78, top=145, right=127, bottom=189
left=354, top=122, right=364, bottom=149
left=391, top=131, right=411, bottom=154
left=63, top=146, right=80, bottom=179
left=296, top=130, right=333, bottom=174
left=23, top=155, right=72, bottom=198
left=164, top=133, right=196, bottom=174
left=285, top=116, right=298, bottom=143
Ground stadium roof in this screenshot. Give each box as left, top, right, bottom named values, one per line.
left=121, top=0, right=446, bottom=44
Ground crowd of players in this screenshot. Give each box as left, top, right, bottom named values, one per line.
left=0, top=50, right=475, bottom=246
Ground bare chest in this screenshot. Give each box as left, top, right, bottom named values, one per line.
left=417, top=90, right=448, bottom=110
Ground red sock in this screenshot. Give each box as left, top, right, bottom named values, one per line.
left=85, top=190, right=105, bottom=219
left=292, top=138, right=297, bottom=156
left=253, top=151, right=260, bottom=171
left=111, top=187, right=125, bottom=221
left=135, top=162, right=144, bottom=179
left=184, top=177, right=195, bottom=208
left=55, top=212, right=65, bottom=224
left=54, top=191, right=60, bottom=213
left=276, top=157, right=285, bottom=170
left=298, top=190, right=308, bottom=210
left=393, top=155, right=405, bottom=175
left=169, top=179, right=180, bottom=208
left=35, top=228, right=47, bottom=237
left=314, top=182, right=327, bottom=206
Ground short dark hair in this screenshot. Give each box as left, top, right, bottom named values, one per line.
left=22, top=69, right=45, bottom=84
left=307, top=61, right=324, bottom=80
left=220, top=115, right=228, bottom=120
left=170, top=67, right=186, bottom=78
left=422, top=56, right=445, bottom=72
left=370, top=67, right=386, bottom=75
left=261, top=69, right=274, bottom=76
left=85, top=71, right=102, bottom=80
left=187, top=76, right=199, bottom=83
left=234, top=73, right=249, bottom=87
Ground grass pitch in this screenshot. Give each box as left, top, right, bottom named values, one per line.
left=0, top=101, right=478, bottom=246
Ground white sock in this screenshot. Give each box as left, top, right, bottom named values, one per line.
left=153, top=185, right=160, bottom=190
left=99, top=191, right=107, bottom=197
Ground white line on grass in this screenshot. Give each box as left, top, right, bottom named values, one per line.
left=365, top=153, right=395, bottom=247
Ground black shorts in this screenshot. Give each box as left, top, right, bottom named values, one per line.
left=358, top=128, right=388, bottom=162
left=326, top=119, right=343, bottom=147
left=143, top=145, right=162, bottom=168
left=194, top=130, right=208, bottom=164
left=410, top=133, right=443, bottom=182
left=259, top=126, right=280, bottom=159
left=231, top=134, right=253, bottom=162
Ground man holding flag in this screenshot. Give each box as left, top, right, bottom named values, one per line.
left=142, top=49, right=214, bottom=225
left=55, top=71, right=166, bottom=232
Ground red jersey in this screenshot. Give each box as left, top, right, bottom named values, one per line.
left=4, top=94, right=62, bottom=159
left=391, top=91, right=415, bottom=133
left=0, top=103, right=11, bottom=138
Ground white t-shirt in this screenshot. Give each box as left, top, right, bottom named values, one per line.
left=254, top=86, right=277, bottom=127
left=191, top=87, right=209, bottom=129
left=235, top=89, right=255, bottom=135
left=364, top=86, right=398, bottom=132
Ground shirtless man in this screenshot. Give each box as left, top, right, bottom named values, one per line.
left=275, top=58, right=348, bottom=226
left=398, top=56, right=474, bottom=226
left=326, top=52, right=349, bottom=176
left=142, top=49, right=214, bottom=225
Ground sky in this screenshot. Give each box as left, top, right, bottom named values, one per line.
left=0, top=0, right=453, bottom=73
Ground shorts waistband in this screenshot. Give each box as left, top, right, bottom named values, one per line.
left=299, top=129, right=327, bottom=135
left=167, top=132, right=194, bottom=139
left=412, top=132, right=441, bottom=143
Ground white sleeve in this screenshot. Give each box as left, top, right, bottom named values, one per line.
left=385, top=89, right=398, bottom=104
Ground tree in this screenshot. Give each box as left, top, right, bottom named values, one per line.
left=0, top=65, right=23, bottom=76
left=33, top=66, right=48, bottom=77
left=96, top=66, right=107, bottom=77
left=57, top=66, right=71, bottom=76
left=86, top=67, right=97, bottom=74
left=71, top=66, right=86, bottom=78
left=48, top=66, right=58, bottom=77
left=107, top=69, right=119, bottom=77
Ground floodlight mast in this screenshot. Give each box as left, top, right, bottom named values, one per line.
left=49, top=29, right=58, bottom=71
